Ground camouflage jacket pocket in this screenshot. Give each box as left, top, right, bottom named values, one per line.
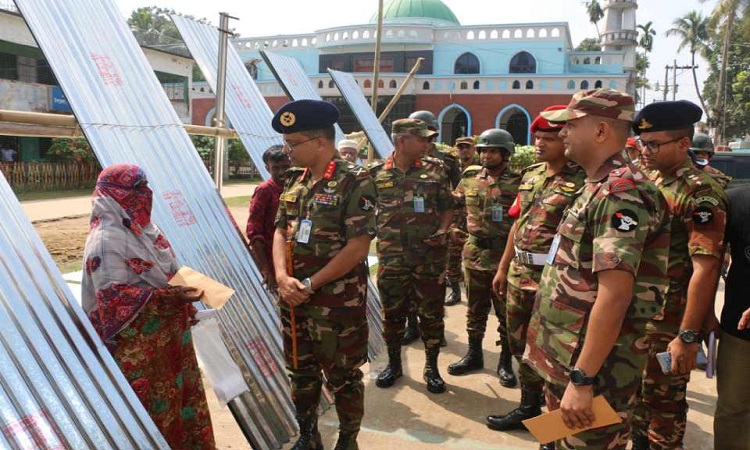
left=537, top=296, right=588, bottom=369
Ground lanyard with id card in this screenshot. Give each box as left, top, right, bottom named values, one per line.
left=414, top=196, right=425, bottom=213
left=491, top=204, right=503, bottom=222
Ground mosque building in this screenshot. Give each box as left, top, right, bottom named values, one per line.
left=193, top=0, right=638, bottom=145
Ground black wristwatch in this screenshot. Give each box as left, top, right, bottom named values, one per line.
left=678, top=329, right=700, bottom=344
left=569, top=367, right=597, bottom=386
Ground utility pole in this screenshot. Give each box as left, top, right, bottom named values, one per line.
left=663, top=65, right=670, bottom=101
left=672, top=59, right=678, bottom=101
left=213, top=12, right=237, bottom=191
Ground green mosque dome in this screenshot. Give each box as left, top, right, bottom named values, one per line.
left=371, top=0, right=461, bottom=27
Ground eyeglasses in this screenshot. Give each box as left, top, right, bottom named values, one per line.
left=282, top=136, right=319, bottom=151
left=636, top=136, right=685, bottom=154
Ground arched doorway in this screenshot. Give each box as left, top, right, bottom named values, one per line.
left=496, top=105, right=531, bottom=145
left=437, top=104, right=471, bottom=145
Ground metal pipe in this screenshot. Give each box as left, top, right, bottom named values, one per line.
left=213, top=12, right=237, bottom=190
left=369, top=0, right=384, bottom=165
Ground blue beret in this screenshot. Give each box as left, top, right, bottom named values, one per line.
left=632, top=100, right=702, bottom=135
left=271, top=99, right=340, bottom=134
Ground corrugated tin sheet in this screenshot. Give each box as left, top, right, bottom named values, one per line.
left=0, top=171, right=170, bottom=449
left=14, top=0, right=295, bottom=448
left=172, top=18, right=385, bottom=361
left=258, top=50, right=346, bottom=144
left=328, top=69, right=395, bottom=158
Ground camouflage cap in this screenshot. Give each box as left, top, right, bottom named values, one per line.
left=455, top=136, right=474, bottom=146
left=541, top=88, right=635, bottom=123
left=391, top=118, right=438, bottom=138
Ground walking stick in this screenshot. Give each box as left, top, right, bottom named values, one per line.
left=285, top=240, right=299, bottom=370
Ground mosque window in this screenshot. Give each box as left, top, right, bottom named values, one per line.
left=364, top=79, right=372, bottom=88
left=526, top=80, right=534, bottom=89
left=454, top=52, right=480, bottom=74
left=423, top=81, right=430, bottom=90
left=595, top=80, right=603, bottom=88
left=512, top=80, right=521, bottom=89
left=318, top=80, right=324, bottom=89
left=389, top=80, right=397, bottom=88
left=580, top=80, right=589, bottom=89
left=473, top=80, right=480, bottom=90
left=509, top=51, right=536, bottom=73
left=328, top=80, right=334, bottom=88
left=567, top=80, right=575, bottom=89
left=460, top=81, right=468, bottom=90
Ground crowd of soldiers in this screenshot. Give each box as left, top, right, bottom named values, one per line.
left=261, top=87, right=738, bottom=450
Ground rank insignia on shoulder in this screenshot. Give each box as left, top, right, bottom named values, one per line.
left=612, top=209, right=638, bottom=232
left=610, top=179, right=636, bottom=193
left=359, top=195, right=376, bottom=211
left=693, top=206, right=714, bottom=224
left=695, top=196, right=719, bottom=206
left=610, top=168, right=627, bottom=177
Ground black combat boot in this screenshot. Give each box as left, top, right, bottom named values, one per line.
left=423, top=347, right=446, bottom=393
left=444, top=279, right=461, bottom=306
left=539, top=442, right=556, bottom=450
left=375, top=346, right=403, bottom=388
left=632, top=434, right=650, bottom=450
left=448, top=336, right=484, bottom=375
left=401, top=313, right=419, bottom=345
left=333, top=430, right=358, bottom=450
left=291, top=415, right=323, bottom=450
left=497, top=344, right=517, bottom=388
left=486, top=388, right=543, bottom=430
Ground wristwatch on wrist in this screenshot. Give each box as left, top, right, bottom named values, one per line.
left=301, top=277, right=315, bottom=294
left=678, top=329, right=700, bottom=344
left=569, top=367, right=597, bottom=386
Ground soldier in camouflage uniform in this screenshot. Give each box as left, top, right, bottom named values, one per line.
left=629, top=101, right=727, bottom=450
left=486, top=106, right=586, bottom=432
left=371, top=118, right=454, bottom=394
left=447, top=128, right=521, bottom=388
left=271, top=100, right=376, bottom=450
left=445, top=136, right=480, bottom=306
left=407, top=110, right=463, bottom=315
left=524, top=89, right=670, bottom=449
left=690, top=132, right=732, bottom=188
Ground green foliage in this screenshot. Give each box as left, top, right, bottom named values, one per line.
left=575, top=38, right=602, bottom=52
left=190, top=136, right=250, bottom=168
left=47, top=138, right=96, bottom=162
left=509, top=145, right=537, bottom=173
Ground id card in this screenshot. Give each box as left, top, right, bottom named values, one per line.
left=297, top=219, right=312, bottom=244
left=491, top=205, right=503, bottom=222
left=545, top=234, right=561, bottom=265
left=414, top=196, right=425, bottom=213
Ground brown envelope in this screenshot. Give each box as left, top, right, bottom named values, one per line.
left=522, top=395, right=622, bottom=444
left=168, top=266, right=234, bottom=309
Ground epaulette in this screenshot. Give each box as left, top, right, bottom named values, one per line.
left=606, top=166, right=637, bottom=194
left=521, top=162, right=545, bottom=175
left=367, top=160, right=385, bottom=172
left=284, top=167, right=306, bottom=186
left=346, top=164, right=371, bottom=180
left=424, top=155, right=446, bottom=168
left=462, top=164, right=483, bottom=178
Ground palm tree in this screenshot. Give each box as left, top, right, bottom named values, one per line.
left=666, top=11, right=710, bottom=115
left=585, top=1, right=605, bottom=38
left=701, top=0, right=750, bottom=143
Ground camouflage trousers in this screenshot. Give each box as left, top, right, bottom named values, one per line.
left=506, top=260, right=544, bottom=391
left=281, top=304, right=368, bottom=433
left=445, top=235, right=464, bottom=283
left=632, top=319, right=690, bottom=450
left=377, top=255, right=446, bottom=349
left=464, top=268, right=506, bottom=343
left=543, top=318, right=650, bottom=450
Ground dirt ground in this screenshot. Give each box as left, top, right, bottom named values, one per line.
left=34, top=215, right=91, bottom=272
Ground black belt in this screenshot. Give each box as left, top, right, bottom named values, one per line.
left=467, top=234, right=504, bottom=251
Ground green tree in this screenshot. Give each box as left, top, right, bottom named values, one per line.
left=585, top=0, right=605, bottom=38
left=636, top=22, right=656, bottom=107
left=666, top=11, right=710, bottom=117
left=575, top=37, right=602, bottom=51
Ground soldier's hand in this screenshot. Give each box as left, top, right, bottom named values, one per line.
left=560, top=383, right=595, bottom=429
left=702, top=313, right=720, bottom=335
left=277, top=275, right=310, bottom=307
left=492, top=268, right=508, bottom=297
left=739, top=307, right=750, bottom=330
left=667, top=337, right=698, bottom=374
left=423, top=229, right=448, bottom=247
left=449, top=229, right=467, bottom=245
left=261, top=267, right=278, bottom=293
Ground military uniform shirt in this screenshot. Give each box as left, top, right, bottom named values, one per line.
left=370, top=156, right=453, bottom=258
left=651, top=157, right=727, bottom=320
left=526, top=154, right=670, bottom=384
left=453, top=165, right=521, bottom=271
left=275, top=159, right=376, bottom=308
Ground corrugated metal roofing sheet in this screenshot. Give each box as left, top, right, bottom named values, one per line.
left=258, top=50, right=346, bottom=144
left=172, top=17, right=385, bottom=361
left=14, top=0, right=295, bottom=448
left=0, top=171, right=169, bottom=449
left=328, top=69, right=395, bottom=158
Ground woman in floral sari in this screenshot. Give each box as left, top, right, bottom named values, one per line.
left=82, top=164, right=216, bottom=450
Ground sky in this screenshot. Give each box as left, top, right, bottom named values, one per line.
left=115, top=0, right=718, bottom=109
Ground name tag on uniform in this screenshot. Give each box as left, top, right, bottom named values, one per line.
left=518, top=184, right=533, bottom=191
left=280, top=193, right=297, bottom=202
left=297, top=219, right=312, bottom=244
left=491, top=205, right=503, bottom=222
left=546, top=234, right=561, bottom=265
left=377, top=181, right=394, bottom=189
left=414, top=196, right=425, bottom=213
left=465, top=189, right=478, bottom=197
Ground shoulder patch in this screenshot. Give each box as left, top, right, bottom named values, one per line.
left=693, top=206, right=714, bottom=225
left=611, top=209, right=639, bottom=232
left=358, top=195, right=376, bottom=211
left=610, top=178, right=636, bottom=194
left=695, top=195, right=720, bottom=206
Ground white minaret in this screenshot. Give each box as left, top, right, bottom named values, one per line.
left=600, top=0, right=638, bottom=95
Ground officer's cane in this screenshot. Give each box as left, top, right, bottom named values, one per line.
left=285, top=240, right=299, bottom=370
